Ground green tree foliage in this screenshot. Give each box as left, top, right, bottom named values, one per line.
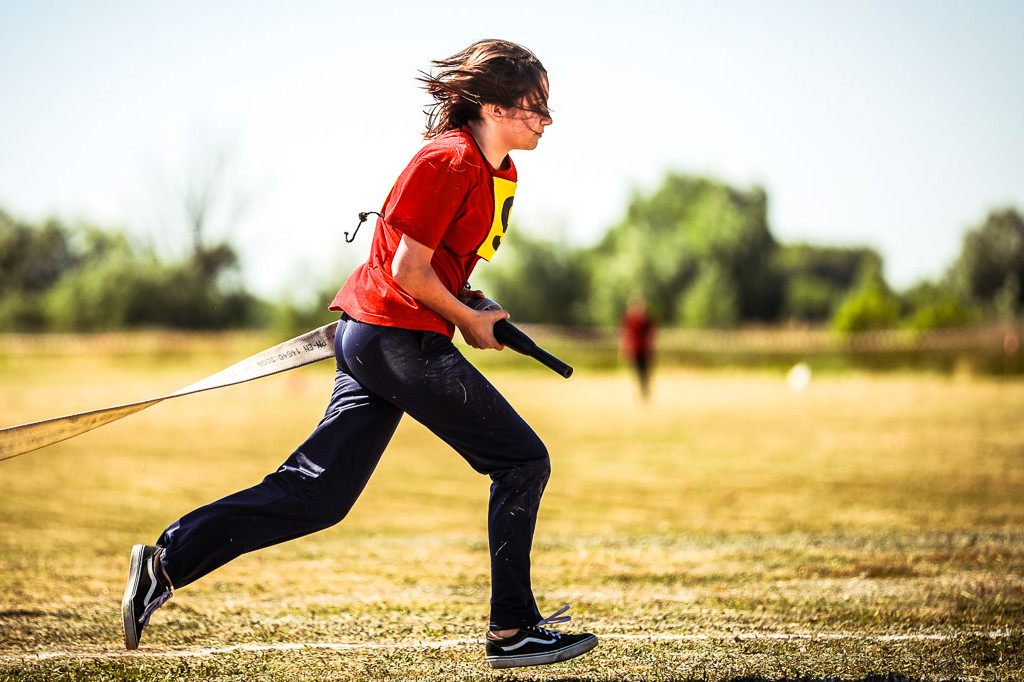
left=0, top=211, right=76, bottom=293
left=679, top=264, right=740, bottom=328
left=0, top=209, right=262, bottom=331
left=269, top=285, right=343, bottom=338
left=901, top=281, right=980, bottom=331
left=587, top=173, right=781, bottom=328
left=950, top=207, right=1024, bottom=317
left=474, top=226, right=590, bottom=325
left=46, top=256, right=261, bottom=331
left=0, top=210, right=86, bottom=330
left=775, top=244, right=880, bottom=322
left=45, top=249, right=164, bottom=330
left=832, top=257, right=901, bottom=333
left=6, top=184, right=1013, bottom=336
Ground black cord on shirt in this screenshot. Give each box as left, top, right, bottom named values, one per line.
left=345, top=211, right=383, bottom=243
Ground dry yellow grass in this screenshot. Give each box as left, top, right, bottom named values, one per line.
left=1, top=338, right=1023, bottom=680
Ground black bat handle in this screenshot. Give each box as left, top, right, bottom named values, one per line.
left=462, top=296, right=574, bottom=378
left=528, top=345, right=575, bottom=379
left=493, top=319, right=574, bottom=378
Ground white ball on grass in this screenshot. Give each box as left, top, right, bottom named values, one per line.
left=786, top=362, right=812, bottom=392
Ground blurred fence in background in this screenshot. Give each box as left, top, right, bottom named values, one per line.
left=528, top=322, right=1024, bottom=375
left=0, top=322, right=1020, bottom=376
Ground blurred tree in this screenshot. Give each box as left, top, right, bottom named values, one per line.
left=901, top=281, right=980, bottom=331
left=144, top=138, right=260, bottom=328
left=45, top=249, right=164, bottom=331
left=0, top=211, right=75, bottom=294
left=474, top=225, right=590, bottom=325
left=679, top=263, right=740, bottom=328
left=587, top=173, right=780, bottom=328
left=269, top=285, right=340, bottom=338
left=46, top=251, right=264, bottom=331
left=950, top=207, right=1024, bottom=318
left=0, top=212, right=125, bottom=330
left=1, top=205, right=263, bottom=331
left=781, top=274, right=836, bottom=322
left=775, top=244, right=881, bottom=323
left=832, top=256, right=901, bottom=332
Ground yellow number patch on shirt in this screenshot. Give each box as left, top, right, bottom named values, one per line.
left=476, top=177, right=516, bottom=261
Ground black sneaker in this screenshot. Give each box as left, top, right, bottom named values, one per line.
left=485, top=606, right=598, bottom=669
left=121, top=544, right=173, bottom=650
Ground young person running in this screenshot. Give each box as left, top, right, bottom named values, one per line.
left=121, top=39, right=598, bottom=669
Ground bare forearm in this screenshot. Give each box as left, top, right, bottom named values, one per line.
left=391, top=234, right=507, bottom=349
left=393, top=258, right=472, bottom=328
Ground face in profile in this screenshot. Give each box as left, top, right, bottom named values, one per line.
left=496, top=77, right=552, bottom=151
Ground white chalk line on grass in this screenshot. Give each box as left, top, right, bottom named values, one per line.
left=607, top=630, right=1017, bottom=643
left=14, top=639, right=473, bottom=661
left=7, top=630, right=1017, bottom=661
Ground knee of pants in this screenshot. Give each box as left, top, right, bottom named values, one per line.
left=498, top=440, right=551, bottom=489
left=525, top=437, right=551, bottom=481
left=260, top=468, right=355, bottom=531
left=530, top=454, right=552, bottom=488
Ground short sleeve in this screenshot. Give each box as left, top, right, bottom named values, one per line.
left=384, top=144, right=473, bottom=250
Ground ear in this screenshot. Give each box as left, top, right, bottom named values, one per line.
left=481, top=103, right=504, bottom=120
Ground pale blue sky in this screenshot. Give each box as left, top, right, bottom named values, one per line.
left=2, top=1, right=1022, bottom=299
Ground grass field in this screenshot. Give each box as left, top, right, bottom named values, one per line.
left=1, top=335, right=1023, bottom=681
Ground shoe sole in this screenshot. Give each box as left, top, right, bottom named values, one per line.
left=487, top=634, right=598, bottom=669
left=121, top=544, right=146, bottom=650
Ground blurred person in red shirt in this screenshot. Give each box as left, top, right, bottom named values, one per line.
left=621, top=297, right=656, bottom=400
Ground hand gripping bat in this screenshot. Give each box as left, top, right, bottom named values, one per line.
left=462, top=297, right=574, bottom=378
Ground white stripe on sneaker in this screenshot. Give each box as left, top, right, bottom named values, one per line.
left=500, top=634, right=558, bottom=651
left=140, top=558, right=158, bottom=624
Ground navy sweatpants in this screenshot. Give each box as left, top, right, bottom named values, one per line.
left=157, top=315, right=550, bottom=630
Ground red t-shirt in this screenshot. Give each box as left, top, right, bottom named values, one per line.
left=330, top=128, right=517, bottom=336
left=621, top=306, right=655, bottom=358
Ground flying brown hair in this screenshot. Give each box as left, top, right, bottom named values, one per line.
left=419, top=39, right=549, bottom=139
